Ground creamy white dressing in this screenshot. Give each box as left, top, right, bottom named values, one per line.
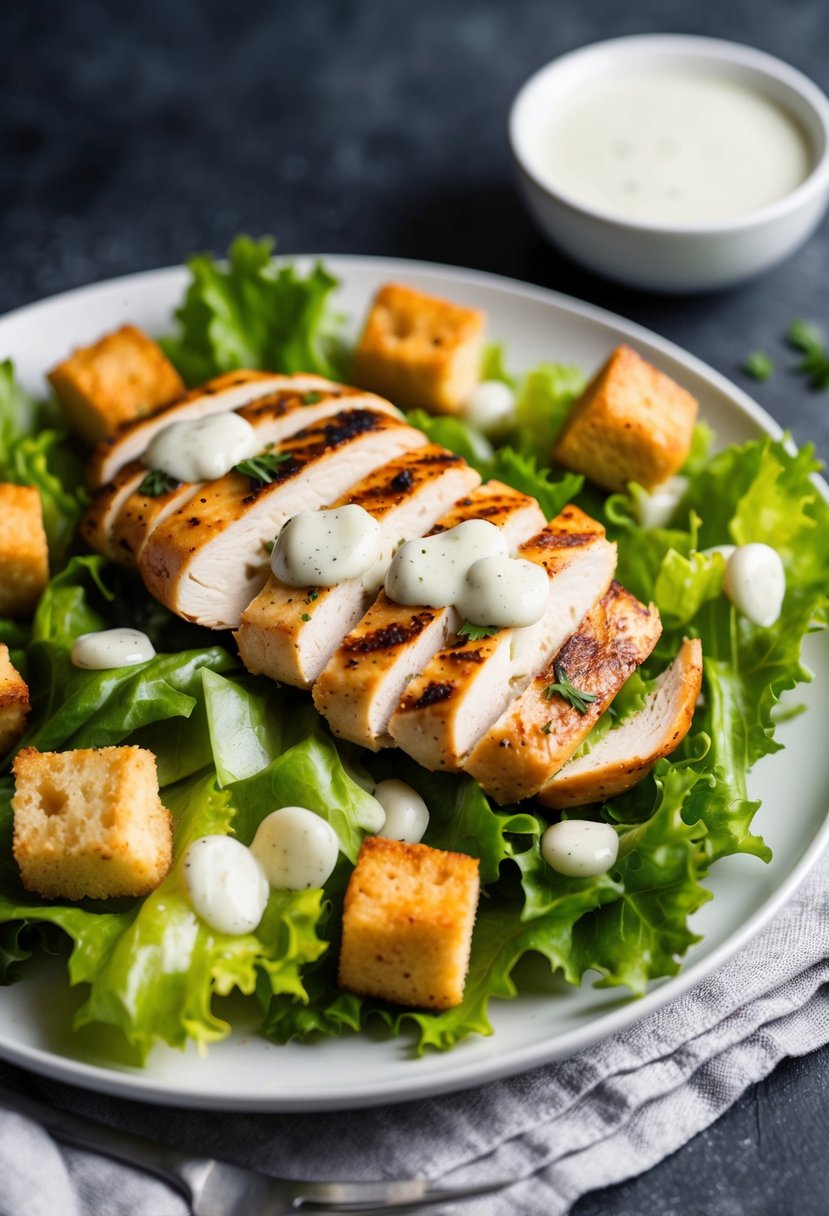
left=71, top=628, right=156, bottom=670
left=465, top=380, right=516, bottom=435
left=374, top=779, right=430, bottom=843
left=271, top=505, right=383, bottom=587
left=250, top=806, right=340, bottom=890
left=183, top=836, right=270, bottom=935
left=723, top=542, right=786, bottom=627
left=144, top=411, right=260, bottom=483
left=539, top=71, right=812, bottom=225
left=541, top=819, right=619, bottom=878
left=635, top=476, right=689, bottom=529
left=384, top=518, right=549, bottom=628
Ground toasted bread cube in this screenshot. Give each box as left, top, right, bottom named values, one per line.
left=0, top=485, right=49, bottom=618
left=48, top=325, right=185, bottom=444
left=338, top=836, right=480, bottom=1010
left=0, top=644, right=29, bottom=756
left=553, top=345, right=699, bottom=492
left=353, top=283, right=486, bottom=415
left=12, top=746, right=172, bottom=901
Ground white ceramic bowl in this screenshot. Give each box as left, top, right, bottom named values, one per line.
left=509, top=35, right=829, bottom=293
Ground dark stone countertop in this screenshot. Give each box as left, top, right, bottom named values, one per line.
left=2, top=1, right=829, bottom=1211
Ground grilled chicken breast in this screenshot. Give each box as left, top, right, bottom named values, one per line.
left=313, top=482, right=547, bottom=750
left=465, top=582, right=662, bottom=804
left=235, top=445, right=480, bottom=687
left=538, top=637, right=702, bottom=808
left=139, top=409, right=426, bottom=628
left=388, top=506, right=617, bottom=773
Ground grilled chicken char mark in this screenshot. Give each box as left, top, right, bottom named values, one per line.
left=388, top=506, right=618, bottom=774
left=139, top=408, right=427, bottom=629
left=465, top=581, right=662, bottom=804
left=234, top=444, right=481, bottom=688
left=312, top=481, right=547, bottom=750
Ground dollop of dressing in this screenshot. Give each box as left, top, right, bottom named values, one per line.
left=250, top=806, right=340, bottom=889
left=385, top=519, right=548, bottom=628
left=71, top=628, right=156, bottom=670
left=271, top=505, right=383, bottom=587
left=723, top=542, right=786, bottom=627
left=374, top=779, right=430, bottom=843
left=541, top=819, right=619, bottom=878
left=635, top=476, right=688, bottom=530
left=144, top=412, right=259, bottom=482
left=183, top=836, right=270, bottom=935
left=465, top=380, right=516, bottom=435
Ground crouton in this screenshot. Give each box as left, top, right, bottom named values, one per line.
left=553, top=345, right=698, bottom=492
left=48, top=325, right=185, bottom=444
left=0, top=484, right=49, bottom=618
left=0, top=645, right=29, bottom=756
left=338, top=836, right=479, bottom=1010
left=353, top=283, right=486, bottom=415
left=12, top=746, right=172, bottom=901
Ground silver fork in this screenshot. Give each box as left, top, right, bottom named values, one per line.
left=0, top=1086, right=510, bottom=1214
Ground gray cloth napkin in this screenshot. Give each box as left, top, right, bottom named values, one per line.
left=1, top=846, right=828, bottom=1216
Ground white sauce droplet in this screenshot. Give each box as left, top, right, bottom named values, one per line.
left=250, top=806, right=340, bottom=890
left=71, top=628, right=156, bottom=670
left=183, top=836, right=270, bottom=935
left=635, top=476, right=689, bottom=530
left=457, top=554, right=549, bottom=627
left=374, top=779, right=430, bottom=843
left=723, top=542, right=786, bottom=627
left=541, top=819, right=619, bottom=878
left=465, top=380, right=516, bottom=435
left=144, top=412, right=260, bottom=482
left=271, top=505, right=383, bottom=587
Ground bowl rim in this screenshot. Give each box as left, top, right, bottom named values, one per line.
left=509, top=33, right=829, bottom=237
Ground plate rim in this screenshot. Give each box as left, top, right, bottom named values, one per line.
left=0, top=254, right=826, bottom=1111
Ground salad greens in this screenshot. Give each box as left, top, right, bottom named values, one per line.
left=0, top=239, right=827, bottom=1060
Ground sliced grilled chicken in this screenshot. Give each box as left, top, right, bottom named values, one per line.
left=140, top=409, right=427, bottom=629
left=388, top=506, right=617, bottom=772
left=235, top=445, right=480, bottom=688
left=97, top=385, right=397, bottom=567
left=538, top=637, right=702, bottom=808
left=465, top=582, right=662, bottom=804
left=80, top=462, right=149, bottom=559
left=313, top=482, right=547, bottom=750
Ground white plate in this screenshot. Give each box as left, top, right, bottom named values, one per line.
left=1, top=257, right=828, bottom=1111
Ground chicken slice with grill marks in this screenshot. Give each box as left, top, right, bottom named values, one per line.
left=465, top=582, right=662, bottom=804
left=538, top=637, right=702, bottom=808
left=234, top=444, right=481, bottom=688
left=139, top=408, right=427, bottom=629
left=312, top=481, right=547, bottom=751
left=388, top=505, right=617, bottom=773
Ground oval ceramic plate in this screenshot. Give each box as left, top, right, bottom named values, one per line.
left=1, top=257, right=828, bottom=1111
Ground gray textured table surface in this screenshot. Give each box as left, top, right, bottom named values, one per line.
left=2, top=1, right=829, bottom=1212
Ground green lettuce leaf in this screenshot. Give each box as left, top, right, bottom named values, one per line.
left=513, top=362, right=585, bottom=462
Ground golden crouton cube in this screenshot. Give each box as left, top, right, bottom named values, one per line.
left=0, top=484, right=49, bottom=618
left=338, top=836, right=480, bottom=1010
left=0, top=644, right=29, bottom=756
left=48, top=325, right=185, bottom=444
left=553, top=345, right=699, bottom=492
left=12, top=746, right=173, bottom=901
left=353, top=283, right=486, bottom=415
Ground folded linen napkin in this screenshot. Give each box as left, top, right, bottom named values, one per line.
left=1, top=846, right=828, bottom=1216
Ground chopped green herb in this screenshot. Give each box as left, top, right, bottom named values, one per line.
left=302, top=390, right=323, bottom=405
left=137, top=469, right=179, bottom=497
left=542, top=663, right=597, bottom=715
left=744, top=351, right=774, bottom=382
left=263, top=539, right=276, bottom=553
left=541, top=720, right=552, bottom=734
left=457, top=620, right=499, bottom=641
left=301, top=612, right=311, bottom=622
left=234, top=451, right=292, bottom=487
left=788, top=320, right=829, bottom=389
left=305, top=589, right=319, bottom=603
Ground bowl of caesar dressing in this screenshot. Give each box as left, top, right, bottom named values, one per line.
left=509, top=35, right=829, bottom=292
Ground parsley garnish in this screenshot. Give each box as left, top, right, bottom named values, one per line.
left=138, top=469, right=179, bottom=497
left=305, top=589, right=319, bottom=604
left=234, top=452, right=292, bottom=487
left=263, top=539, right=276, bottom=554
left=457, top=621, right=499, bottom=641
left=542, top=663, right=597, bottom=715
left=541, top=720, right=552, bottom=734
left=744, top=351, right=774, bottom=382
left=301, top=612, right=311, bottom=622
left=788, top=320, right=829, bottom=389
left=302, top=390, right=323, bottom=405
